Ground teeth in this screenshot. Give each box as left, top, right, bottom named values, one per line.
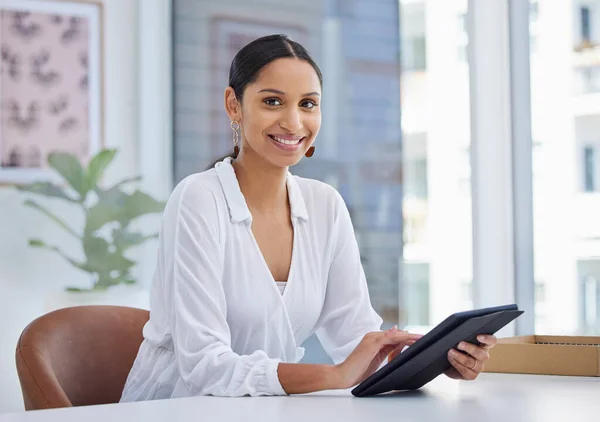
left=272, top=136, right=301, bottom=145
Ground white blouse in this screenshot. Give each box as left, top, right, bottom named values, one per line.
left=120, top=157, right=383, bottom=401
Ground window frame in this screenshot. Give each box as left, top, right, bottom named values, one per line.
left=467, top=0, right=535, bottom=335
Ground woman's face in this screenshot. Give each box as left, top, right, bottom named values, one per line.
left=228, top=58, right=322, bottom=168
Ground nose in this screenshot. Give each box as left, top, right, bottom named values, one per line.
left=279, top=108, right=302, bottom=133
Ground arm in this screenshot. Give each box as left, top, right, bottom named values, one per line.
left=314, top=189, right=384, bottom=364
left=166, top=180, right=342, bottom=396
left=277, top=363, right=339, bottom=394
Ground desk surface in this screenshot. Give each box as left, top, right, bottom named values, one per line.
left=2, top=374, right=599, bottom=422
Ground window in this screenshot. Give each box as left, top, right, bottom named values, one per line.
left=584, top=146, right=595, bottom=192
left=530, top=34, right=538, bottom=55
left=457, top=13, right=468, bottom=62
left=402, top=36, right=427, bottom=71
left=582, top=274, right=599, bottom=333
left=530, top=1, right=539, bottom=23
left=581, top=6, right=591, bottom=43
left=530, top=0, right=600, bottom=335
left=401, top=0, right=473, bottom=330
left=529, top=2, right=539, bottom=54
left=400, top=1, right=426, bottom=71
left=403, top=262, right=430, bottom=329
left=579, top=262, right=600, bottom=335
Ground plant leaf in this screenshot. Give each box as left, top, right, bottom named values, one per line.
left=82, top=233, right=136, bottom=273
left=119, top=190, right=165, bottom=224
left=86, top=149, right=117, bottom=193
left=66, top=287, right=87, bottom=292
left=85, top=187, right=129, bottom=233
left=85, top=189, right=164, bottom=233
left=107, top=175, right=142, bottom=191
left=16, top=182, right=79, bottom=202
left=94, top=176, right=142, bottom=201
left=112, top=228, right=158, bottom=251
left=27, top=239, right=87, bottom=271
left=24, top=199, right=81, bottom=239
left=93, top=272, right=135, bottom=289
left=47, top=151, right=87, bottom=199
left=95, top=272, right=120, bottom=288
left=29, top=239, right=45, bottom=247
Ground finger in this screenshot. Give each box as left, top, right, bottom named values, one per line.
left=477, top=334, right=498, bottom=349
left=447, top=351, right=478, bottom=380
left=448, top=348, right=479, bottom=373
left=383, top=329, right=423, bottom=344
left=392, top=339, right=417, bottom=351
left=380, top=344, right=397, bottom=357
left=387, top=340, right=418, bottom=361
left=456, top=341, right=490, bottom=363
left=448, top=354, right=478, bottom=380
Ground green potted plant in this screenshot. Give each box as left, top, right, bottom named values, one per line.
left=16, top=148, right=165, bottom=309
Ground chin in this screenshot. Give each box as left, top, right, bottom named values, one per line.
left=265, top=143, right=314, bottom=169
left=267, top=154, right=304, bottom=168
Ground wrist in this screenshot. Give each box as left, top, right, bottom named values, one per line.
left=328, top=364, right=347, bottom=390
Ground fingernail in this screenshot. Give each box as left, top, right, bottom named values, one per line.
left=458, top=342, right=466, bottom=350
left=477, top=335, right=485, bottom=342
left=448, top=349, right=457, bottom=357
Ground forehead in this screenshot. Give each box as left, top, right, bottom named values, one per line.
left=250, top=58, right=321, bottom=94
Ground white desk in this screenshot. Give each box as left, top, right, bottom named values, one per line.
left=1, top=374, right=599, bottom=422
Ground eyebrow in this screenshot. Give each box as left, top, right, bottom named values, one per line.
left=258, top=88, right=320, bottom=97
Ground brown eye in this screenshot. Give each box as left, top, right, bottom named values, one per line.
left=264, top=98, right=282, bottom=106
left=301, top=100, right=318, bottom=109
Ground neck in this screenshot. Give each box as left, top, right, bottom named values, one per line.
left=231, top=149, right=289, bottom=214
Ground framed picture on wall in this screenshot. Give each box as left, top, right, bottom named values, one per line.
left=209, top=16, right=308, bottom=158
left=0, top=0, right=103, bottom=185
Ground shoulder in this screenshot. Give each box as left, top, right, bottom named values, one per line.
left=164, top=169, right=224, bottom=222
left=292, top=175, right=347, bottom=217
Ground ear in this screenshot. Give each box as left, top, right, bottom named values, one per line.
left=224, top=87, right=241, bottom=122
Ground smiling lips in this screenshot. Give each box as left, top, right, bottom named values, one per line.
left=268, top=134, right=305, bottom=145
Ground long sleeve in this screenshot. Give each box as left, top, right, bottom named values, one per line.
left=314, top=190, right=384, bottom=364
left=166, top=180, right=286, bottom=397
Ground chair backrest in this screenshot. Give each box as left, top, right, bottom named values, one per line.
left=15, top=305, right=149, bottom=410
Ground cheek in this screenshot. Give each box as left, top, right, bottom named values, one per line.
left=307, top=113, right=322, bottom=137
left=245, top=109, right=276, bottom=133
left=242, top=111, right=269, bottom=140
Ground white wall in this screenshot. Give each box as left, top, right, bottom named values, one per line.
left=0, top=0, right=171, bottom=413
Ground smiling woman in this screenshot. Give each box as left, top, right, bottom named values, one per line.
left=119, top=34, right=496, bottom=402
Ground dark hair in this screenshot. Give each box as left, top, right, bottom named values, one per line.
left=229, top=34, right=323, bottom=103
left=206, top=34, right=323, bottom=169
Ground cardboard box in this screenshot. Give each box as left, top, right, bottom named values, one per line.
left=484, top=335, right=600, bottom=377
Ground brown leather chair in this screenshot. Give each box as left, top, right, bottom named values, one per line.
left=15, top=305, right=149, bottom=410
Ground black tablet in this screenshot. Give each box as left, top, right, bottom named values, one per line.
left=351, top=304, right=524, bottom=397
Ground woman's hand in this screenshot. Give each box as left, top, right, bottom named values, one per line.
left=333, top=327, right=423, bottom=389
left=444, top=334, right=498, bottom=380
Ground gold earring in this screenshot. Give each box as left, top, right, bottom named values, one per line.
left=305, top=146, right=315, bottom=158
left=231, top=120, right=240, bottom=158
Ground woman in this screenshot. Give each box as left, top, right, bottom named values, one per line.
left=120, top=34, right=496, bottom=400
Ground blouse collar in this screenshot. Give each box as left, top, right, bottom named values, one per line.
left=214, top=157, right=309, bottom=224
